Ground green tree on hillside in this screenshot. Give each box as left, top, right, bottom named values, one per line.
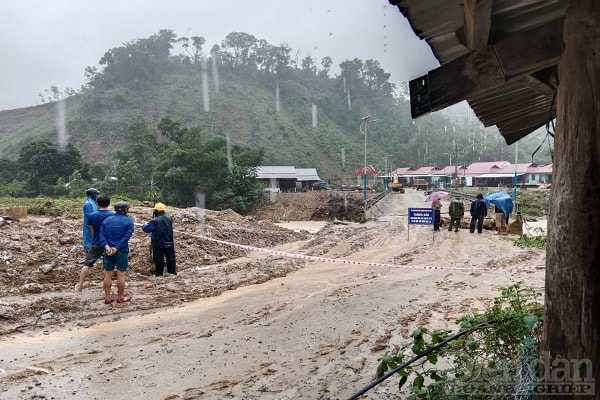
left=177, top=35, right=206, bottom=64
left=320, top=56, right=333, bottom=77
left=157, top=117, right=186, bottom=144
left=0, top=158, right=18, bottom=184
left=338, top=58, right=395, bottom=97
left=301, top=56, right=317, bottom=75
left=153, top=131, right=264, bottom=211
left=92, top=29, right=177, bottom=89
left=17, top=139, right=83, bottom=195
left=219, top=164, right=264, bottom=213
left=115, top=117, right=158, bottom=181
left=103, top=158, right=147, bottom=200
left=221, top=32, right=258, bottom=70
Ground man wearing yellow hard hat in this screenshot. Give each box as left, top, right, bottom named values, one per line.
left=142, top=202, right=177, bottom=276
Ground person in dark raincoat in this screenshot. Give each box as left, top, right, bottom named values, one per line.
left=469, top=193, right=487, bottom=234
left=142, top=202, right=177, bottom=277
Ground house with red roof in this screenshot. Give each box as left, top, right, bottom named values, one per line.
left=390, top=161, right=552, bottom=189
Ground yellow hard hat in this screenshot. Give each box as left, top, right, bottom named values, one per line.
left=153, top=202, right=166, bottom=211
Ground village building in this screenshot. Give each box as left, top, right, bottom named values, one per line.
left=390, top=161, right=552, bottom=189
left=256, top=166, right=322, bottom=193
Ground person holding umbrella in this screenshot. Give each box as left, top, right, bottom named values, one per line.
left=426, top=191, right=449, bottom=231
left=485, top=192, right=514, bottom=236
left=431, top=197, right=443, bottom=231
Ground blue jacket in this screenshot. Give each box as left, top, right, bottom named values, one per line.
left=82, top=196, right=99, bottom=250
left=142, top=213, right=174, bottom=248
left=470, top=199, right=487, bottom=218
left=99, top=213, right=134, bottom=253
left=88, top=209, right=115, bottom=245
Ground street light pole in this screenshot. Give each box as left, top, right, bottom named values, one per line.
left=384, top=154, right=393, bottom=176
left=384, top=154, right=393, bottom=190
left=360, top=115, right=377, bottom=202
left=454, top=141, right=458, bottom=189
left=443, top=151, right=454, bottom=188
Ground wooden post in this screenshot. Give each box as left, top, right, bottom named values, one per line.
left=541, top=1, right=600, bottom=398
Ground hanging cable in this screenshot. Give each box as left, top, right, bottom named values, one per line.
left=531, top=88, right=556, bottom=163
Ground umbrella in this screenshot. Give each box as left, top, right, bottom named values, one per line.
left=425, top=191, right=450, bottom=202
left=355, top=164, right=380, bottom=176
left=485, top=191, right=514, bottom=223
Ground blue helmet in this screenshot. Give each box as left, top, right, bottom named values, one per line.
left=114, top=201, right=130, bottom=212
left=86, top=188, right=100, bottom=197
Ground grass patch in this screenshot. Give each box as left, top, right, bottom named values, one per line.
left=0, top=196, right=81, bottom=217
left=513, top=234, right=547, bottom=249
left=0, top=196, right=142, bottom=217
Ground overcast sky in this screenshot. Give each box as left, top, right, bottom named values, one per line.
left=0, top=0, right=439, bottom=111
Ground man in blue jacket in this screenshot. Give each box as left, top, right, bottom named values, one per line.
left=82, top=188, right=100, bottom=255
left=75, top=195, right=114, bottom=292
left=142, top=202, right=177, bottom=276
left=99, top=201, right=134, bottom=304
left=469, top=193, right=487, bottom=234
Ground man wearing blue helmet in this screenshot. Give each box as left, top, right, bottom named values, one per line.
left=99, top=201, right=134, bottom=304
left=82, top=188, right=100, bottom=255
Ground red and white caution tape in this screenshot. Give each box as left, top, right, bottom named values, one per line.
left=172, top=228, right=545, bottom=272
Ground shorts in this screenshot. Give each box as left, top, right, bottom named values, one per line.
left=83, top=244, right=103, bottom=267
left=495, top=212, right=506, bottom=228
left=103, top=251, right=129, bottom=272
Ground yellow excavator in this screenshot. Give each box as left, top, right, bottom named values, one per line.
left=387, top=173, right=405, bottom=193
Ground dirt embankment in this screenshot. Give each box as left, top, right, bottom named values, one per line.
left=0, top=206, right=311, bottom=336
left=255, top=191, right=367, bottom=221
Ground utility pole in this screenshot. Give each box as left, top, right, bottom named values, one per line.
left=454, top=141, right=459, bottom=189
left=384, top=154, right=392, bottom=190
left=384, top=154, right=393, bottom=177
left=443, top=151, right=454, bottom=188
left=360, top=115, right=377, bottom=202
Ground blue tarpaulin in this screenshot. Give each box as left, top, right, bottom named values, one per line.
left=485, top=191, right=514, bottom=223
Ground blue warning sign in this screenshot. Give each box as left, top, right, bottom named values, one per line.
left=408, top=208, right=434, bottom=225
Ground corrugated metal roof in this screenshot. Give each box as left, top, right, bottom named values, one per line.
left=390, top=0, right=566, bottom=144
left=392, top=167, right=415, bottom=175
left=465, top=161, right=510, bottom=174
left=295, top=168, right=321, bottom=182
left=477, top=173, right=524, bottom=178
left=256, top=166, right=322, bottom=181
left=256, top=166, right=297, bottom=179
left=392, top=160, right=552, bottom=177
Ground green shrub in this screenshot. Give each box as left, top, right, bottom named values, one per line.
left=513, top=233, right=547, bottom=249
left=377, top=283, right=543, bottom=399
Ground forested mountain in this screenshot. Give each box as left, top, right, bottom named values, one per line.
left=0, top=29, right=553, bottom=189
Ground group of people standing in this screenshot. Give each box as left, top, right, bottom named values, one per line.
left=431, top=192, right=506, bottom=234
left=76, top=188, right=177, bottom=304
